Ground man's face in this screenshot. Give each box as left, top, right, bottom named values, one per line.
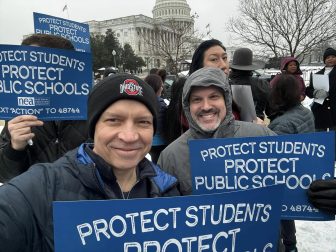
left=189, top=86, right=226, bottom=132
left=203, top=45, right=230, bottom=75
left=325, top=55, right=336, bottom=67
left=93, top=100, right=153, bottom=171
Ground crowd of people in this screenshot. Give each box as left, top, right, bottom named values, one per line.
left=0, top=34, right=336, bottom=252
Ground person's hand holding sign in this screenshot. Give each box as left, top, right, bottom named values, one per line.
left=7, top=115, right=43, bottom=150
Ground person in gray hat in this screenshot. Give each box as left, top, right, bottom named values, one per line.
left=157, top=67, right=275, bottom=196
left=230, top=47, right=270, bottom=122
left=0, top=73, right=180, bottom=251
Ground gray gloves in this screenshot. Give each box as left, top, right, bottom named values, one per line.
left=313, top=89, right=329, bottom=99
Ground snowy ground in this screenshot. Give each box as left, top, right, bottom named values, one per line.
left=296, top=219, right=336, bottom=251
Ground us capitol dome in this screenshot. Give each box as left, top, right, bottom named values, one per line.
left=86, top=0, right=194, bottom=70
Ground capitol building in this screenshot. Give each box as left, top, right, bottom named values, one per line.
left=86, top=0, right=195, bottom=70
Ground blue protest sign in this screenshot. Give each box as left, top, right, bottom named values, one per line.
left=33, top=12, right=91, bottom=52
left=0, top=44, right=92, bottom=120
left=54, top=185, right=283, bottom=252
left=189, top=132, right=335, bottom=221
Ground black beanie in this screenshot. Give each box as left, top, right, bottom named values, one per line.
left=323, top=47, right=336, bottom=63
left=88, top=73, right=158, bottom=138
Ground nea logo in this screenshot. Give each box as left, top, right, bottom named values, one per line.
left=17, top=97, right=35, bottom=106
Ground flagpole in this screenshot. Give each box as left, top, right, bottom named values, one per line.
left=63, top=4, right=69, bottom=19
left=206, top=23, right=211, bottom=37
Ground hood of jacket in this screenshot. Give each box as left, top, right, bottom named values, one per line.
left=182, top=67, right=235, bottom=139
left=280, top=57, right=302, bottom=74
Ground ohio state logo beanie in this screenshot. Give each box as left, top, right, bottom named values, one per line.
left=88, top=73, right=158, bottom=138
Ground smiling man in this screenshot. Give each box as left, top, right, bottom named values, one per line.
left=158, top=67, right=275, bottom=195
left=0, top=74, right=180, bottom=251
left=189, top=85, right=226, bottom=132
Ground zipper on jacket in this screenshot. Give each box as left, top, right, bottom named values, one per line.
left=91, top=163, right=109, bottom=199
left=54, top=121, right=61, bottom=157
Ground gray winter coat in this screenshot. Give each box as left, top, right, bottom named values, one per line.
left=268, top=105, right=315, bottom=135
left=158, top=68, right=276, bottom=195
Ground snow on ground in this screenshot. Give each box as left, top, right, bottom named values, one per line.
left=296, top=219, right=336, bottom=251
left=290, top=94, right=336, bottom=251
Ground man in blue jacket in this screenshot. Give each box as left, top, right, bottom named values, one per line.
left=0, top=74, right=180, bottom=252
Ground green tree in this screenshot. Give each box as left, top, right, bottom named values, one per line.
left=265, top=57, right=281, bottom=69
left=121, top=43, right=146, bottom=73
left=90, top=29, right=122, bottom=70
left=135, top=56, right=146, bottom=69
left=104, top=29, right=122, bottom=67
left=90, top=34, right=105, bottom=71
left=91, top=30, right=145, bottom=73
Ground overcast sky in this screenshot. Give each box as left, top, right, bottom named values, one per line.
left=0, top=0, right=240, bottom=46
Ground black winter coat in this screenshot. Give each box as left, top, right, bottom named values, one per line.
left=306, top=66, right=336, bottom=129
left=157, top=96, right=167, bottom=136
left=0, top=120, right=88, bottom=182
left=0, top=145, right=180, bottom=252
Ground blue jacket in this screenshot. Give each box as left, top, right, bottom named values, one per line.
left=0, top=143, right=179, bottom=252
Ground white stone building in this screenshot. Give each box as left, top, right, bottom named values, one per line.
left=86, top=0, right=194, bottom=70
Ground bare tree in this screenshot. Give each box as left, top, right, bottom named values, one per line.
left=228, top=0, right=336, bottom=59
left=137, top=16, right=200, bottom=74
